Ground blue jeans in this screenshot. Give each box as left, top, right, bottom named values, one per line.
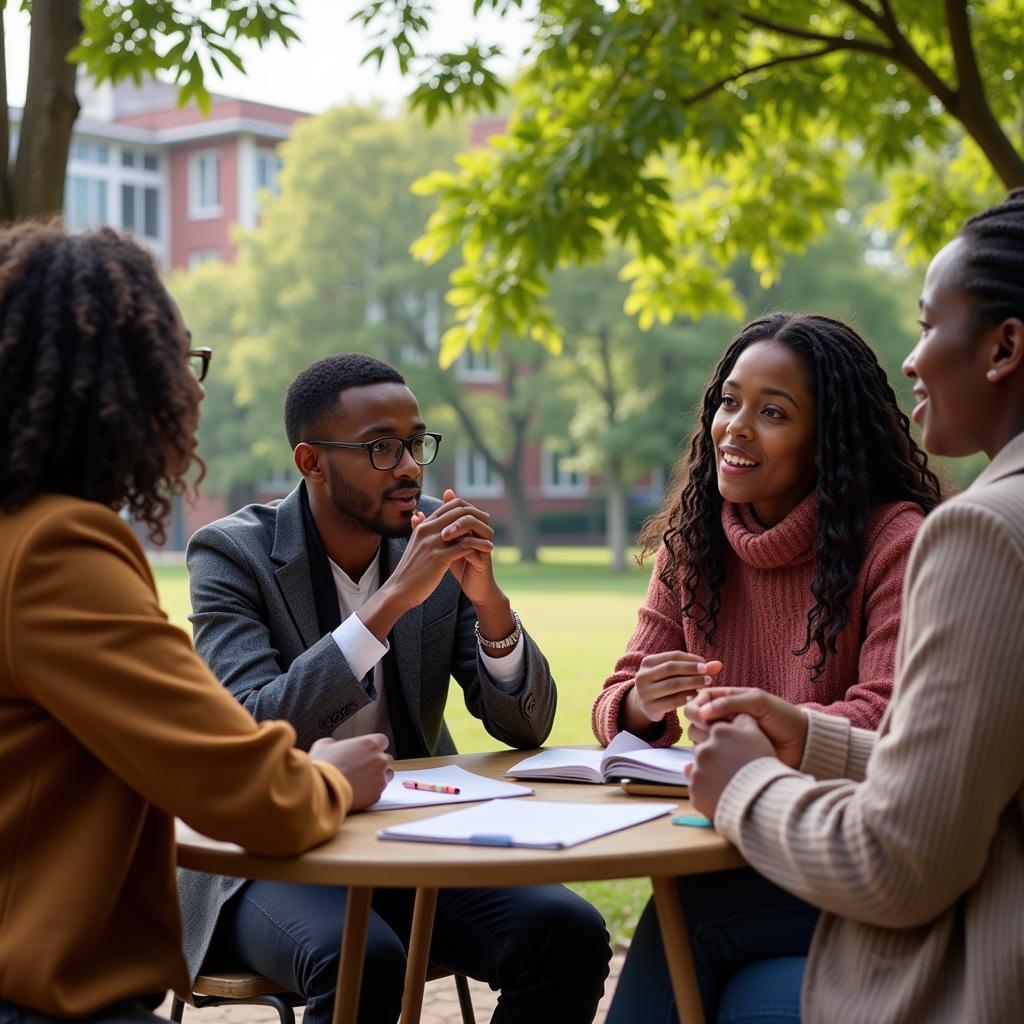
left=0, top=1000, right=162, bottom=1023
left=206, top=878, right=611, bottom=1024
left=606, top=868, right=818, bottom=1024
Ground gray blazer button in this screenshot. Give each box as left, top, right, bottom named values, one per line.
left=523, top=694, right=537, bottom=715
left=341, top=702, right=358, bottom=718
left=318, top=716, right=332, bottom=729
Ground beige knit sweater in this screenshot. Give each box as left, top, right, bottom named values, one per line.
left=715, top=431, right=1024, bottom=1023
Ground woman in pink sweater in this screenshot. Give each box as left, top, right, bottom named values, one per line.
left=593, top=312, right=941, bottom=748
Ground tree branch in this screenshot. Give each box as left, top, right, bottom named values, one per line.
left=872, top=0, right=901, bottom=34
left=835, top=0, right=890, bottom=35
left=945, top=0, right=984, bottom=101
left=739, top=12, right=893, bottom=60
left=682, top=44, right=870, bottom=106
left=940, top=0, right=1024, bottom=186
left=742, top=5, right=959, bottom=116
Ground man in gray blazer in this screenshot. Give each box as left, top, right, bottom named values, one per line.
left=178, top=353, right=610, bottom=1024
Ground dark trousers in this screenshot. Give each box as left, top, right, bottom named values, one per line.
left=606, top=868, right=818, bottom=1024
left=206, top=878, right=612, bottom=1024
left=0, top=1000, right=163, bottom=1023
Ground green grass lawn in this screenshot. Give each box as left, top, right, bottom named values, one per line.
left=153, top=546, right=658, bottom=945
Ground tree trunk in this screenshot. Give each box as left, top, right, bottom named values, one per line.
left=0, top=16, right=12, bottom=221
left=11, top=1, right=82, bottom=220
left=605, top=456, right=629, bottom=573
left=502, top=474, right=541, bottom=563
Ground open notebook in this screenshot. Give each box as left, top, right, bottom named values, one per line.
left=507, top=730, right=693, bottom=787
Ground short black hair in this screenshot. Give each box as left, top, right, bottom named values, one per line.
left=284, top=353, right=406, bottom=448
left=0, top=222, right=200, bottom=544
left=958, top=186, right=1024, bottom=327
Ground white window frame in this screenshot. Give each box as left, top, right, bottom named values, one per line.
left=541, top=448, right=589, bottom=497
left=64, top=175, right=109, bottom=232
left=188, top=149, right=222, bottom=219
left=255, top=146, right=283, bottom=197
left=454, top=448, right=503, bottom=498
left=120, top=182, right=161, bottom=239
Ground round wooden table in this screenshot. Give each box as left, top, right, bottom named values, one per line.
left=177, top=748, right=745, bottom=1024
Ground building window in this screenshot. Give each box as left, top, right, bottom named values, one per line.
left=188, top=150, right=221, bottom=218
left=120, top=184, right=161, bottom=239
left=123, top=148, right=160, bottom=172
left=541, top=449, right=589, bottom=496
left=456, top=345, right=500, bottom=381
left=64, top=175, right=108, bottom=231
left=69, top=141, right=109, bottom=165
left=455, top=448, right=503, bottom=497
left=188, top=248, right=222, bottom=269
left=255, top=148, right=283, bottom=196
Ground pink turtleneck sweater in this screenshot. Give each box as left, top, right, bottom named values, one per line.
left=593, top=493, right=925, bottom=745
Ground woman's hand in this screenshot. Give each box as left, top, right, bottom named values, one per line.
left=623, top=652, right=723, bottom=733
left=686, top=714, right=775, bottom=819
left=310, top=733, right=393, bottom=810
left=684, top=687, right=808, bottom=768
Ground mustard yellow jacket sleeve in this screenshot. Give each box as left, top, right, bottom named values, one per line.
left=5, top=500, right=352, bottom=854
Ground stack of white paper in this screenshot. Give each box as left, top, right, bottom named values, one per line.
left=378, top=798, right=678, bottom=849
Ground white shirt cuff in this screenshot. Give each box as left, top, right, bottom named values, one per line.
left=480, top=635, right=526, bottom=691
left=332, top=613, right=389, bottom=682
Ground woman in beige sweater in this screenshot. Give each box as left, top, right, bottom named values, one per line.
left=615, top=191, right=1024, bottom=1022
left=0, top=224, right=392, bottom=1022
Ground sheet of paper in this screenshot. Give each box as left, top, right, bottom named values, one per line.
left=369, top=765, right=534, bottom=811
left=378, top=798, right=678, bottom=849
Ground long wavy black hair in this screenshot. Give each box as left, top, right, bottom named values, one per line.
left=0, top=222, right=203, bottom=543
left=639, top=312, right=942, bottom=677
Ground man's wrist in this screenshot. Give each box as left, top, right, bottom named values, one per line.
left=472, top=593, right=513, bottom=634
left=357, top=584, right=409, bottom=643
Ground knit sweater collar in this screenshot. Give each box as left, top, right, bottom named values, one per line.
left=722, top=490, right=818, bottom=569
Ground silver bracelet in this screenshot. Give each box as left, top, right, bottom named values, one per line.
left=475, top=609, right=522, bottom=651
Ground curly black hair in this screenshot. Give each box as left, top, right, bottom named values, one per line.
left=0, top=222, right=202, bottom=544
left=957, top=186, right=1024, bottom=325
left=639, top=312, right=942, bottom=678
left=284, top=353, right=406, bottom=448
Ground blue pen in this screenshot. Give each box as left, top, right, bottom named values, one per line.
left=469, top=833, right=515, bottom=847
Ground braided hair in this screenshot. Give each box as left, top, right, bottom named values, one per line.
left=0, top=222, right=201, bottom=543
left=639, top=312, right=942, bottom=678
left=958, top=187, right=1024, bottom=325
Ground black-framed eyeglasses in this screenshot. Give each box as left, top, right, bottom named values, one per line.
left=188, top=347, right=213, bottom=383
left=304, top=432, right=443, bottom=471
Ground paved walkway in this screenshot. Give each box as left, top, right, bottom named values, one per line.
left=156, top=951, right=624, bottom=1023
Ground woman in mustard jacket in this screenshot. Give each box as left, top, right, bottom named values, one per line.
left=0, top=223, right=391, bottom=1023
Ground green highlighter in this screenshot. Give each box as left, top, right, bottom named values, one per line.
left=671, top=814, right=713, bottom=828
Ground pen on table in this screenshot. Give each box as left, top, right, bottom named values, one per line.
left=402, top=780, right=461, bottom=794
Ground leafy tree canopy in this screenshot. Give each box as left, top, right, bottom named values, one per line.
left=354, top=1, right=1023, bottom=360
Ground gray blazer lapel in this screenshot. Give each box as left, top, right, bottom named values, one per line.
left=381, top=537, right=423, bottom=723
left=270, top=486, right=321, bottom=650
